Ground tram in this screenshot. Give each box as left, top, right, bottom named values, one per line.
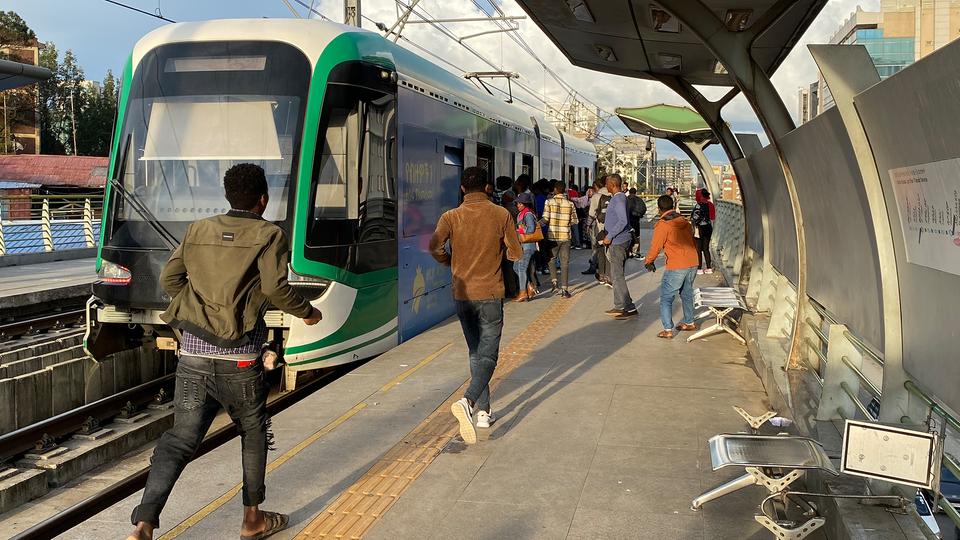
left=85, top=18, right=597, bottom=388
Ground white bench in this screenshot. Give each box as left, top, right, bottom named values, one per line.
left=688, top=287, right=747, bottom=345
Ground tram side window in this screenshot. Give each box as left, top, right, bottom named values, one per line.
left=309, top=84, right=397, bottom=247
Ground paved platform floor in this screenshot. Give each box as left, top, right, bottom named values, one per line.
left=0, top=257, right=96, bottom=307
left=51, top=250, right=786, bottom=540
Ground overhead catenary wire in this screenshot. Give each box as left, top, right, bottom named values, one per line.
left=101, top=0, right=176, bottom=22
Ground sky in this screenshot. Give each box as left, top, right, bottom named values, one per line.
left=6, top=0, right=879, bottom=163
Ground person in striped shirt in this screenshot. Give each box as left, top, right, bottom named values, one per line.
left=539, top=182, right=579, bottom=297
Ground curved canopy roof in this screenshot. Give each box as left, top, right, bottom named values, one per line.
left=0, top=59, right=52, bottom=91
left=512, top=0, right=826, bottom=86
left=616, top=104, right=715, bottom=143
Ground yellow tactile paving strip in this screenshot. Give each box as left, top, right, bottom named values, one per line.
left=296, top=296, right=581, bottom=539
left=158, top=344, right=453, bottom=540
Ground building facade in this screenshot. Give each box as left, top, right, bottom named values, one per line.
left=545, top=98, right=600, bottom=141
left=813, top=2, right=960, bottom=115
left=797, top=81, right=819, bottom=124
left=598, top=135, right=656, bottom=191
left=0, top=42, right=42, bottom=155
left=655, top=156, right=693, bottom=194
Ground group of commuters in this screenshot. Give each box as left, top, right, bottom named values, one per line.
left=432, top=166, right=717, bottom=445
left=126, top=162, right=717, bottom=539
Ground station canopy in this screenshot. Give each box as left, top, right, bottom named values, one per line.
left=512, top=1, right=826, bottom=85
left=0, top=59, right=53, bottom=91
left=616, top=104, right=715, bottom=143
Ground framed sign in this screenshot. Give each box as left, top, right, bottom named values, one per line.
left=841, top=420, right=939, bottom=489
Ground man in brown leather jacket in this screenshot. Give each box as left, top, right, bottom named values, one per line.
left=128, top=164, right=321, bottom=540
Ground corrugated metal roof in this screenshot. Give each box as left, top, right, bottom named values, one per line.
left=0, top=155, right=108, bottom=188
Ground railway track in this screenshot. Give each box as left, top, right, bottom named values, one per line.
left=10, top=362, right=358, bottom=540
left=0, top=309, right=86, bottom=342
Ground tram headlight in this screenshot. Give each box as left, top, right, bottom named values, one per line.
left=98, top=261, right=132, bottom=285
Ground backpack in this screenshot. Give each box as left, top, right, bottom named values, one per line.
left=691, top=202, right=710, bottom=226
left=594, top=193, right=612, bottom=224
left=630, top=197, right=647, bottom=219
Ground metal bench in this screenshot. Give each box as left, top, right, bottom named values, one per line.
left=688, top=287, right=747, bottom=345
left=693, top=433, right=839, bottom=539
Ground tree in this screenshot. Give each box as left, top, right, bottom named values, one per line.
left=0, top=11, right=35, bottom=51
left=75, top=70, right=117, bottom=156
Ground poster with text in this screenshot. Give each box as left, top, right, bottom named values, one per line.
left=889, top=158, right=960, bottom=275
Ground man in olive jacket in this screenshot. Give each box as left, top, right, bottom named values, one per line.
left=128, top=164, right=321, bottom=540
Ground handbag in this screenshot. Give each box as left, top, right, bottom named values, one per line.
left=520, top=226, right=544, bottom=243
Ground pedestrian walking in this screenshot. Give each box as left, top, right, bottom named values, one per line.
left=587, top=178, right=612, bottom=285
left=539, top=181, right=579, bottom=297
left=429, top=167, right=522, bottom=444
left=644, top=195, right=700, bottom=339
left=600, top=174, right=638, bottom=319
left=691, top=188, right=715, bottom=274
left=127, top=164, right=322, bottom=540
left=514, top=193, right=541, bottom=302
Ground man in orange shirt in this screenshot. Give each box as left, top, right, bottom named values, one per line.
left=644, top=195, right=700, bottom=338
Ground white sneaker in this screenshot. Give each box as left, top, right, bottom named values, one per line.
left=476, top=410, right=495, bottom=429
left=451, top=398, right=477, bottom=444
left=696, top=269, right=704, bottom=275
left=705, top=268, right=714, bottom=274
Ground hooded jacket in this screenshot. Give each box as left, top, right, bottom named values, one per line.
left=644, top=210, right=699, bottom=270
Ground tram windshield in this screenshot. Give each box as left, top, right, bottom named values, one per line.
left=108, top=41, right=310, bottom=248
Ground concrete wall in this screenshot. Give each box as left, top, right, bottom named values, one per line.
left=779, top=108, right=885, bottom=349
left=0, top=347, right=172, bottom=435
left=855, top=39, right=960, bottom=413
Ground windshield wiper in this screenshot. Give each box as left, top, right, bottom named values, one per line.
left=111, top=134, right=179, bottom=251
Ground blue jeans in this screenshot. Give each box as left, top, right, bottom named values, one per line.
left=660, top=267, right=697, bottom=330
left=455, top=299, right=504, bottom=413
left=514, top=245, right=536, bottom=293
left=132, top=355, right=268, bottom=527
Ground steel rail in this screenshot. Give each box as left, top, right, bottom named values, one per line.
left=0, top=374, right=174, bottom=460
left=0, top=309, right=86, bottom=340
left=11, top=364, right=355, bottom=540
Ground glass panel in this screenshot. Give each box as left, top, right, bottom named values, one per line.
left=107, top=41, right=310, bottom=249
left=308, top=83, right=396, bottom=247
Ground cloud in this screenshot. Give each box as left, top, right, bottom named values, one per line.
left=310, top=0, right=877, bottom=162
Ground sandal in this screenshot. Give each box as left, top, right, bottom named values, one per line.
left=240, top=511, right=289, bottom=540
left=657, top=330, right=674, bottom=339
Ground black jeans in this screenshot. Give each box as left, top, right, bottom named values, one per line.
left=696, top=224, right=713, bottom=269
left=456, top=300, right=504, bottom=413
left=131, top=355, right=269, bottom=528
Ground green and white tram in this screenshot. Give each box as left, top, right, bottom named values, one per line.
left=86, top=19, right=597, bottom=388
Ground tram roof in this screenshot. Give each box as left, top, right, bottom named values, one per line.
left=512, top=0, right=826, bottom=86
left=132, top=19, right=540, bottom=135
left=561, top=133, right=597, bottom=155
left=616, top=104, right=714, bottom=143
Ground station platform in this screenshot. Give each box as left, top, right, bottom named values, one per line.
left=0, top=257, right=96, bottom=309
left=49, top=250, right=785, bottom=540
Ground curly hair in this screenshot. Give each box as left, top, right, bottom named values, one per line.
left=223, top=163, right=268, bottom=210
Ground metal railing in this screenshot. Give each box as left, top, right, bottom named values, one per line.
left=790, top=299, right=960, bottom=531
left=0, top=195, right=103, bottom=255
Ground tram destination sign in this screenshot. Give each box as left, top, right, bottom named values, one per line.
left=840, top=420, right=939, bottom=489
